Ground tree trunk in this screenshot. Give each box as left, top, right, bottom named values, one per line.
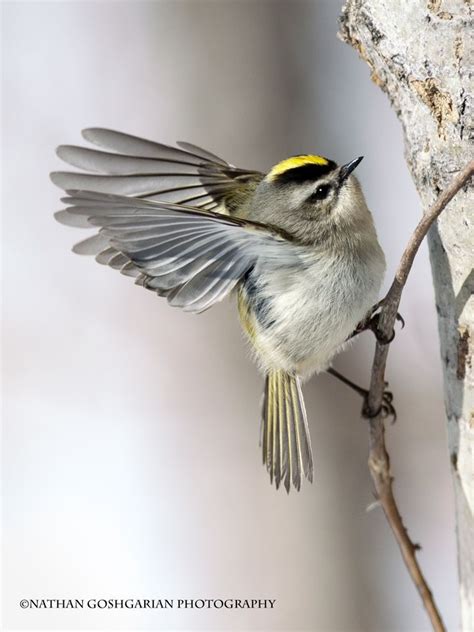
left=339, top=1, right=473, bottom=628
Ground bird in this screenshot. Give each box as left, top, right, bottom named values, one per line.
left=52, top=127, right=387, bottom=493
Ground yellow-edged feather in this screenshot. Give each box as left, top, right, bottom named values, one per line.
left=237, top=286, right=258, bottom=343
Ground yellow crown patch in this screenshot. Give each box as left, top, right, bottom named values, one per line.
left=267, top=155, right=329, bottom=181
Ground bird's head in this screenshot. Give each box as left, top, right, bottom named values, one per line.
left=250, top=153, right=371, bottom=244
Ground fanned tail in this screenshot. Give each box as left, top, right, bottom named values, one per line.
left=261, top=371, right=314, bottom=492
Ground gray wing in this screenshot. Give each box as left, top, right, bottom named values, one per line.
left=51, top=128, right=263, bottom=214
left=55, top=190, right=301, bottom=313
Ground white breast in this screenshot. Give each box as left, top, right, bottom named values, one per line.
left=251, top=247, right=385, bottom=378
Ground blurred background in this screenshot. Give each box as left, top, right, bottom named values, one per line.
left=2, top=1, right=459, bottom=630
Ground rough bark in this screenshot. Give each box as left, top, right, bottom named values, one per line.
left=339, top=1, right=473, bottom=628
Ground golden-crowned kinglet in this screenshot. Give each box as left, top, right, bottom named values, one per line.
left=52, top=128, right=386, bottom=492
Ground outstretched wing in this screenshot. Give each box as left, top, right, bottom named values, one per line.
left=55, top=190, right=301, bottom=313
left=51, top=128, right=263, bottom=215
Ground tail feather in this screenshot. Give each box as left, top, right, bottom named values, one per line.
left=261, top=371, right=314, bottom=492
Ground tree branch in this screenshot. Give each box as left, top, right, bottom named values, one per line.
left=363, top=159, right=474, bottom=632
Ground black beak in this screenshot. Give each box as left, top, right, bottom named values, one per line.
left=339, top=156, right=364, bottom=182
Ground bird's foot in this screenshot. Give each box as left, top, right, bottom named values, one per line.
left=351, top=302, right=405, bottom=345
left=361, top=382, right=397, bottom=423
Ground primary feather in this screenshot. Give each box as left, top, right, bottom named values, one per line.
left=52, top=128, right=262, bottom=212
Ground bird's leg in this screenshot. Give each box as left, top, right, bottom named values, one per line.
left=327, top=367, right=396, bottom=421
left=349, top=301, right=405, bottom=344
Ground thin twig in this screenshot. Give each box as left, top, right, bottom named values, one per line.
left=364, top=159, right=473, bottom=632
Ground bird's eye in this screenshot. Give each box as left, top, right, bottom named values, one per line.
left=310, top=184, right=331, bottom=201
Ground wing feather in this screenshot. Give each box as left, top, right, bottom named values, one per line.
left=52, top=128, right=264, bottom=213
left=51, top=128, right=296, bottom=314
left=56, top=190, right=301, bottom=313
left=50, top=172, right=225, bottom=197
left=82, top=128, right=209, bottom=163
left=56, top=145, right=200, bottom=174
left=176, top=140, right=228, bottom=165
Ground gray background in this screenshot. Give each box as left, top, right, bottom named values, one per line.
left=2, top=1, right=459, bottom=630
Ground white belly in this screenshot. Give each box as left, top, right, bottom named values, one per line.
left=246, top=250, right=385, bottom=378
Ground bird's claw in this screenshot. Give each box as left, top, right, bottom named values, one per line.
left=381, top=389, right=397, bottom=422
left=362, top=385, right=397, bottom=423
left=359, top=306, right=405, bottom=345
left=368, top=313, right=395, bottom=345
